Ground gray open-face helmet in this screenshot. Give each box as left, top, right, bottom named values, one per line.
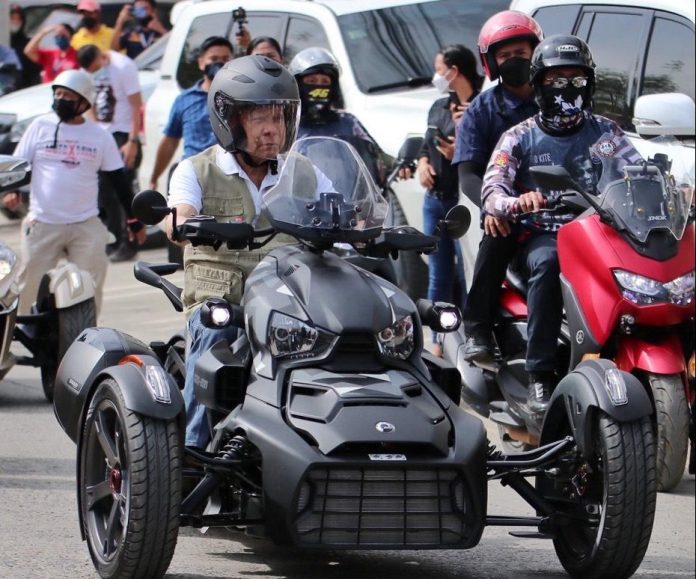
left=208, top=55, right=300, bottom=158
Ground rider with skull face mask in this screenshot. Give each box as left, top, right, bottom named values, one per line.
left=480, top=35, right=642, bottom=413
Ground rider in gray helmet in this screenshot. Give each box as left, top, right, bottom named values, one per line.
left=166, top=55, right=304, bottom=449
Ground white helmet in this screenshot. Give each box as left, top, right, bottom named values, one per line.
left=52, top=70, right=95, bottom=109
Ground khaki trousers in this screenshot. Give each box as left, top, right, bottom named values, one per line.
left=17, top=216, right=109, bottom=316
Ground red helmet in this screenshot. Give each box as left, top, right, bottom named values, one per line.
left=478, top=10, right=543, bottom=80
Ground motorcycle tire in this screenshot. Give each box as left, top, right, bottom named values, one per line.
left=646, top=372, right=689, bottom=492
left=387, top=196, right=428, bottom=300
left=551, top=412, right=656, bottom=579
left=40, top=298, right=96, bottom=402
left=79, top=378, right=181, bottom=579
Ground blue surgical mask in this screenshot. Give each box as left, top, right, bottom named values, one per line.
left=55, top=35, right=70, bottom=51
left=133, top=6, right=148, bottom=18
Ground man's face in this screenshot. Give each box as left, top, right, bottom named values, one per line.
left=198, top=45, right=233, bottom=72
left=249, top=41, right=283, bottom=64
left=10, top=13, right=23, bottom=32
left=239, top=105, right=286, bottom=160
left=54, top=87, right=81, bottom=102
left=493, top=39, right=533, bottom=67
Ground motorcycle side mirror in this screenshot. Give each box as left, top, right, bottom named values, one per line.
left=0, top=155, right=31, bottom=193
left=132, top=189, right=171, bottom=225
left=529, top=165, right=583, bottom=194
left=397, top=136, right=424, bottom=165
left=439, top=205, right=471, bottom=239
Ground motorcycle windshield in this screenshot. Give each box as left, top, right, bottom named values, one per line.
left=262, top=137, right=388, bottom=243
left=592, top=133, right=694, bottom=243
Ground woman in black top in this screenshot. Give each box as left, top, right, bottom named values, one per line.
left=417, top=44, right=482, bottom=356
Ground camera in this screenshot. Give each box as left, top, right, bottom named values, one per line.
left=232, top=6, right=247, bottom=30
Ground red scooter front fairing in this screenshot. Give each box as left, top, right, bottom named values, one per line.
left=558, top=214, right=694, bottom=374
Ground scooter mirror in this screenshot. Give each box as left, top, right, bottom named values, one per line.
left=0, top=155, right=31, bottom=193
left=440, top=204, right=471, bottom=239
left=397, top=136, right=424, bottom=164
left=529, top=165, right=583, bottom=194
left=132, top=189, right=171, bottom=225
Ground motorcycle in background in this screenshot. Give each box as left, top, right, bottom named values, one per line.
left=444, top=133, right=695, bottom=492
left=0, top=155, right=97, bottom=401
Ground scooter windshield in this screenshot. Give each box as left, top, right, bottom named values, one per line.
left=262, top=137, right=388, bottom=243
left=592, top=133, right=694, bottom=243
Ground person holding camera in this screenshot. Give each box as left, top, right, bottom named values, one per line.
left=417, top=44, right=482, bottom=356
left=111, top=0, right=167, bottom=59
left=149, top=36, right=234, bottom=190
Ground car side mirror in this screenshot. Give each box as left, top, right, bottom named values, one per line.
left=439, top=204, right=471, bottom=239
left=0, top=155, right=31, bottom=193
left=633, top=93, right=695, bottom=138
left=132, top=189, right=171, bottom=225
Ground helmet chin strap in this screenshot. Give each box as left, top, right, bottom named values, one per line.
left=236, top=150, right=278, bottom=175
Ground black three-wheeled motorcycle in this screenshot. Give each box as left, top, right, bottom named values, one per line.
left=53, top=138, right=656, bottom=579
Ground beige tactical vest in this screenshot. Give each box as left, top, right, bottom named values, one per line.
left=182, top=146, right=298, bottom=315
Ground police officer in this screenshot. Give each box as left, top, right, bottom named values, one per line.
left=481, top=35, right=641, bottom=412
left=452, top=10, right=543, bottom=365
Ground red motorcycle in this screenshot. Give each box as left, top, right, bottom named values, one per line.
left=445, top=133, right=695, bottom=492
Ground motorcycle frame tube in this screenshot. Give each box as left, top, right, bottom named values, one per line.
left=540, top=358, right=653, bottom=459
left=218, top=376, right=488, bottom=549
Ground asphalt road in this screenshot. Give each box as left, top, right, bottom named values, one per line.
left=0, top=221, right=694, bottom=579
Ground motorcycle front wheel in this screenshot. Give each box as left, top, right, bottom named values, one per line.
left=547, top=412, right=656, bottom=579
left=79, top=378, right=181, bottom=579
left=41, top=298, right=96, bottom=402
left=644, top=372, right=689, bottom=492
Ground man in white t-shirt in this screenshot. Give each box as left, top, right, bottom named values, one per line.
left=77, top=44, right=143, bottom=262
left=3, top=70, right=146, bottom=316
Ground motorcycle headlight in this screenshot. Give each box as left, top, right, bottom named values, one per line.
left=0, top=244, right=17, bottom=283
left=376, top=315, right=414, bottom=360
left=613, top=269, right=695, bottom=306
left=268, top=312, right=335, bottom=360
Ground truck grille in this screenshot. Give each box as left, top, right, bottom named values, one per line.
left=294, top=466, right=473, bottom=547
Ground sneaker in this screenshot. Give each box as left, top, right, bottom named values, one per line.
left=108, top=244, right=137, bottom=263
left=463, top=333, right=495, bottom=365
left=527, top=371, right=554, bottom=414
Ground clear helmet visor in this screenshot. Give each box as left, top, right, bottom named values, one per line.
left=214, top=95, right=300, bottom=160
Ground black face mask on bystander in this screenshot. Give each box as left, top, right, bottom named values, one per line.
left=52, top=98, right=80, bottom=121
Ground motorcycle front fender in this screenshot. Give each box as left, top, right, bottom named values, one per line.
left=540, top=358, right=652, bottom=459
left=615, top=334, right=686, bottom=375
left=47, top=263, right=95, bottom=309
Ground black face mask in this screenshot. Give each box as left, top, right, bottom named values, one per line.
left=136, top=15, right=152, bottom=26
left=539, top=85, right=588, bottom=117
left=300, top=83, right=332, bottom=116
left=80, top=15, right=97, bottom=29
left=204, top=62, right=224, bottom=81
left=52, top=98, right=80, bottom=121
left=498, top=57, right=531, bottom=88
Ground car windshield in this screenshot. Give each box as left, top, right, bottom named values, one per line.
left=263, top=137, right=388, bottom=243
left=593, top=133, right=694, bottom=243
left=337, top=0, right=508, bottom=93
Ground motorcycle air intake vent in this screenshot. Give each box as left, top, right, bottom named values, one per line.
left=293, top=466, right=475, bottom=547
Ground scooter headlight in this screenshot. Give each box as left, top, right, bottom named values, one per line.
left=268, top=312, right=335, bottom=359
left=613, top=269, right=695, bottom=306
left=376, top=315, right=414, bottom=360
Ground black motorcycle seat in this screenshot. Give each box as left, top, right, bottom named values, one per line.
left=505, top=265, right=528, bottom=297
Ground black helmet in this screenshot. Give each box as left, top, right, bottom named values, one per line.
left=207, top=55, right=300, bottom=157
left=288, top=47, right=340, bottom=81
left=530, top=34, right=595, bottom=89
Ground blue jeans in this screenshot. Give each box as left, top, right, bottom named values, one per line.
left=423, top=193, right=467, bottom=343
left=183, top=308, right=239, bottom=448
left=515, top=233, right=562, bottom=372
